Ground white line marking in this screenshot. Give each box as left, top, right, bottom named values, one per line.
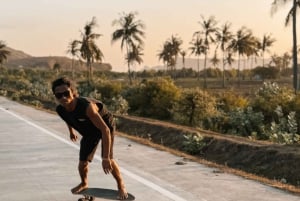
left=0, top=107, right=194, bottom=201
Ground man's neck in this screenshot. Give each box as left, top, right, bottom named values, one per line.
left=65, top=97, right=77, bottom=112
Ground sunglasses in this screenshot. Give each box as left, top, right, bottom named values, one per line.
left=54, top=90, right=71, bottom=99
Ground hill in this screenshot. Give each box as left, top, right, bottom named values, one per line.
left=3, top=47, right=112, bottom=71
left=5, top=46, right=32, bottom=60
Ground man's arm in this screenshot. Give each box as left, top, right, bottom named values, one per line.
left=67, top=124, right=78, bottom=142
left=86, top=102, right=112, bottom=174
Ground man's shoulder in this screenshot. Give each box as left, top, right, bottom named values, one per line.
left=56, top=104, right=63, bottom=111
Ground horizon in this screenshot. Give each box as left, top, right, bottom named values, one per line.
left=1, top=0, right=293, bottom=72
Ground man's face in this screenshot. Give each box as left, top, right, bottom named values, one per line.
left=54, top=84, right=75, bottom=106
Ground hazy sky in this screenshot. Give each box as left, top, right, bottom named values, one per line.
left=0, top=0, right=294, bottom=72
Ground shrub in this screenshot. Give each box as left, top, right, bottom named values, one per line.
left=217, top=90, right=249, bottom=112
left=124, top=77, right=180, bottom=119
left=110, top=95, right=129, bottom=115
left=251, top=82, right=294, bottom=123
left=225, top=107, right=265, bottom=139
left=173, top=88, right=219, bottom=127
left=268, top=106, right=300, bottom=144
left=183, top=133, right=205, bottom=155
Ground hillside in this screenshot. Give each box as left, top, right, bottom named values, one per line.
left=5, top=47, right=32, bottom=60
left=3, top=47, right=112, bottom=71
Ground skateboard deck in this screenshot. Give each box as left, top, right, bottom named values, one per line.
left=77, top=188, right=135, bottom=201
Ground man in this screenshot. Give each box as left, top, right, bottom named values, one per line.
left=51, top=77, right=128, bottom=200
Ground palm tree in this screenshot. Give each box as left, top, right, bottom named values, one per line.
left=180, top=50, right=186, bottom=77
left=112, top=11, right=145, bottom=84
left=246, top=36, right=260, bottom=71
left=189, top=34, right=205, bottom=80
left=215, top=22, right=234, bottom=87
left=271, top=0, right=300, bottom=93
left=228, top=27, right=256, bottom=87
left=78, top=17, right=104, bottom=83
left=258, top=34, right=276, bottom=67
left=66, top=40, right=80, bottom=79
left=158, top=42, right=173, bottom=73
left=167, top=35, right=183, bottom=78
left=157, top=36, right=182, bottom=78
left=126, top=44, right=144, bottom=76
left=282, top=51, right=292, bottom=70
left=194, top=15, right=218, bottom=88
left=0, top=41, right=10, bottom=67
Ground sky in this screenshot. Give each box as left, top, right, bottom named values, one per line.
left=0, top=0, right=295, bottom=72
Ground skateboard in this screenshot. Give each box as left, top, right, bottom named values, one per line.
left=77, top=188, right=135, bottom=201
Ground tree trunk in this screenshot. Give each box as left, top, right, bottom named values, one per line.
left=204, top=53, right=207, bottom=88
left=292, top=0, right=298, bottom=93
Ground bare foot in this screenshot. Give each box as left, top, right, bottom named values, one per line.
left=71, top=183, right=88, bottom=194
left=117, top=187, right=128, bottom=200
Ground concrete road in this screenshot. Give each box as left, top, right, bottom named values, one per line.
left=0, top=96, right=299, bottom=201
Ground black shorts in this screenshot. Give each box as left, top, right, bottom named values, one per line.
left=79, top=130, right=115, bottom=162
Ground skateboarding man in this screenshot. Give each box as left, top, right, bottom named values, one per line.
left=51, top=77, right=128, bottom=200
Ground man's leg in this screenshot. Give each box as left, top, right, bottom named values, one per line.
left=110, top=159, right=128, bottom=200
left=71, top=160, right=89, bottom=194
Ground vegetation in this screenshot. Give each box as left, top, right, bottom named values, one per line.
left=0, top=66, right=300, bottom=145
left=112, top=12, right=145, bottom=85
left=0, top=41, right=10, bottom=67
left=271, top=0, right=300, bottom=93
left=70, top=17, right=104, bottom=83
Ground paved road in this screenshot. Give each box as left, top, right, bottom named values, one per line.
left=0, top=96, right=299, bottom=201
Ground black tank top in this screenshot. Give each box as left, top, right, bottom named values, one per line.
left=56, top=97, right=114, bottom=138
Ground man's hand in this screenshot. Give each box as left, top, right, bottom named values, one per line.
left=70, top=133, right=78, bottom=142
left=102, top=158, right=112, bottom=174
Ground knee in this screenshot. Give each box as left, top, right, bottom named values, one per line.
left=78, top=161, right=88, bottom=170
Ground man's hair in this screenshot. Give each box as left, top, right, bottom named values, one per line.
left=51, top=77, right=78, bottom=96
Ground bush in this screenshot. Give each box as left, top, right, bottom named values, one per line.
left=173, top=88, right=219, bottom=127
left=124, top=77, right=180, bottom=119
left=217, top=90, right=249, bottom=112
left=251, top=82, right=294, bottom=123
left=225, top=107, right=265, bottom=139
left=268, top=106, right=300, bottom=144
left=183, top=133, right=205, bottom=155
left=109, top=95, right=129, bottom=115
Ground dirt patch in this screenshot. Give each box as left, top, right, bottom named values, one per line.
left=116, top=114, right=300, bottom=192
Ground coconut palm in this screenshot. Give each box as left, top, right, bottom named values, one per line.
left=246, top=36, right=260, bottom=71
left=189, top=34, right=205, bottom=80
left=228, top=26, right=256, bottom=87
left=78, top=17, right=104, bottom=83
left=271, top=0, right=300, bottom=93
left=112, top=11, right=145, bottom=84
left=215, top=22, right=234, bottom=87
left=282, top=52, right=292, bottom=70
left=180, top=50, right=186, bottom=77
left=66, top=40, right=81, bottom=79
left=167, top=35, right=183, bottom=78
left=194, top=15, right=218, bottom=88
left=180, top=50, right=186, bottom=68
left=126, top=44, right=144, bottom=80
left=157, top=35, right=182, bottom=78
left=126, top=44, right=144, bottom=68
left=0, top=41, right=10, bottom=67
left=158, top=42, right=173, bottom=73
left=258, top=34, right=276, bottom=67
